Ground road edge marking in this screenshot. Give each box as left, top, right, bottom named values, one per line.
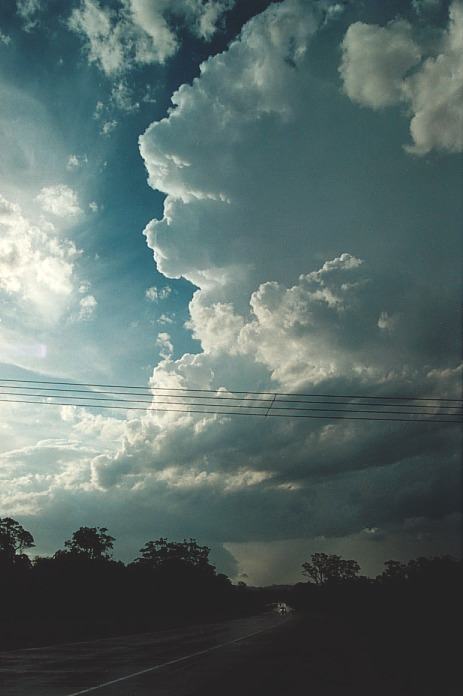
left=65, top=618, right=289, bottom=695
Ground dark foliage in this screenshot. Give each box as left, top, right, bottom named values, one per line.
left=57, top=526, right=115, bottom=560
left=0, top=520, right=265, bottom=649
left=302, top=552, right=360, bottom=585
left=293, top=553, right=462, bottom=695
left=0, top=517, right=35, bottom=568
left=0, top=515, right=460, bottom=696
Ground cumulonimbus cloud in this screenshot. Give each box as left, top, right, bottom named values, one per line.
left=3, top=0, right=460, bottom=576
left=132, top=0, right=462, bottom=546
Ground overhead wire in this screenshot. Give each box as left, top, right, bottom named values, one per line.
left=0, top=383, right=460, bottom=409
left=0, top=372, right=461, bottom=426
left=0, top=377, right=461, bottom=402
left=0, top=396, right=460, bottom=423
left=0, top=389, right=460, bottom=418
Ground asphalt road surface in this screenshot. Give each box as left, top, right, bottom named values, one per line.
left=0, top=613, right=291, bottom=696
left=2, top=610, right=441, bottom=696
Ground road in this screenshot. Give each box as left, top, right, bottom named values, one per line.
left=2, top=609, right=430, bottom=696
left=0, top=613, right=289, bottom=696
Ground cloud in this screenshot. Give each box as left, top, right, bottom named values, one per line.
left=68, top=0, right=235, bottom=77
left=0, top=194, right=78, bottom=320
left=339, top=20, right=421, bottom=109
left=184, top=253, right=393, bottom=387
left=131, top=0, right=463, bottom=555
left=404, top=1, right=463, bottom=154
left=66, top=154, right=88, bottom=171
left=340, top=1, right=463, bottom=154
left=156, top=331, right=173, bottom=357
left=16, top=0, right=43, bottom=31
left=36, top=184, right=82, bottom=217
left=0, top=324, right=48, bottom=370
left=145, top=284, right=171, bottom=301
left=140, top=0, right=321, bottom=299
left=78, top=294, right=97, bottom=321
left=0, top=31, right=11, bottom=46
left=158, top=312, right=174, bottom=325
left=82, top=249, right=461, bottom=549
left=377, top=311, right=398, bottom=332
left=68, top=0, right=129, bottom=76
left=0, top=81, right=70, bottom=198
left=59, top=407, right=127, bottom=444
left=226, top=513, right=462, bottom=584
left=110, top=80, right=139, bottom=112
left=2, top=0, right=460, bottom=576
left=101, top=119, right=118, bottom=135
left=0, top=192, right=95, bottom=377
left=412, top=0, right=442, bottom=16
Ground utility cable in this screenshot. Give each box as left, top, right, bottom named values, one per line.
left=0, top=396, right=460, bottom=424
left=0, top=389, right=460, bottom=418
left=0, top=383, right=460, bottom=410
left=0, top=377, right=461, bottom=403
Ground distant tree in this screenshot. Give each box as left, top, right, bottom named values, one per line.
left=0, top=517, right=35, bottom=565
left=302, top=552, right=360, bottom=585
left=378, top=559, right=408, bottom=583
left=134, top=537, right=214, bottom=573
left=406, top=555, right=459, bottom=581
left=57, top=526, right=115, bottom=561
left=378, top=555, right=461, bottom=584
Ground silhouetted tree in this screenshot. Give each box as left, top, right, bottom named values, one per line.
left=135, top=537, right=213, bottom=572
left=377, top=559, right=408, bottom=583
left=302, top=552, right=360, bottom=585
left=0, top=517, right=35, bottom=566
left=378, top=555, right=461, bottom=585
left=56, top=526, right=115, bottom=561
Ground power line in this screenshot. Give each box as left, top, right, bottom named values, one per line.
left=0, top=383, right=459, bottom=410
left=0, top=389, right=460, bottom=418
left=0, top=396, right=460, bottom=424
left=0, top=377, right=461, bottom=403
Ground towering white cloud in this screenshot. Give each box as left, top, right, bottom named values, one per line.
left=140, top=0, right=320, bottom=303
left=128, top=0, right=463, bottom=552
left=2, top=0, right=460, bottom=579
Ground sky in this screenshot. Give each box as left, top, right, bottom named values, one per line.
left=0, top=0, right=461, bottom=585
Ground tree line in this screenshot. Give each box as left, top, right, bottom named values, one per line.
left=1, top=516, right=461, bottom=657
left=0, top=517, right=252, bottom=648
left=292, top=550, right=462, bottom=695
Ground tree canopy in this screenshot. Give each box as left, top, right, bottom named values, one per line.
left=134, top=537, right=214, bottom=573
left=57, top=526, right=115, bottom=561
left=378, top=555, right=460, bottom=584
left=0, top=517, right=35, bottom=565
left=302, top=552, right=360, bottom=585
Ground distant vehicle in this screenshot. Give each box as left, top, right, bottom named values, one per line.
left=267, top=601, right=291, bottom=615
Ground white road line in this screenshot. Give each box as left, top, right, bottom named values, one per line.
left=65, top=620, right=286, bottom=695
